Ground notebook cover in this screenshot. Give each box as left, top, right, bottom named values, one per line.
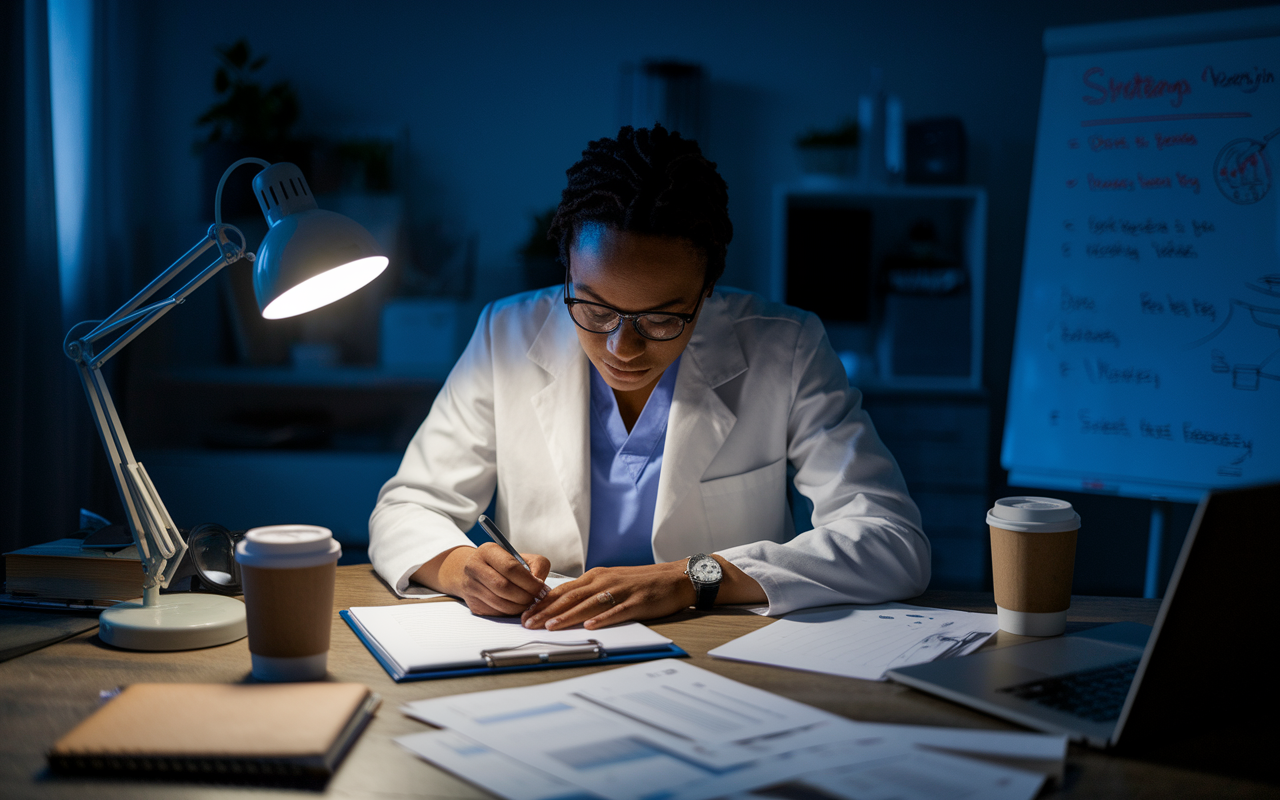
left=48, top=682, right=377, bottom=780
left=340, top=609, right=687, bottom=682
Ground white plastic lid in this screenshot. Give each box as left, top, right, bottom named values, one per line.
left=987, top=497, right=1081, bottom=533
left=235, top=525, right=342, bottom=569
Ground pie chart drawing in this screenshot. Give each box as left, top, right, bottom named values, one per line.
left=1214, top=126, right=1280, bottom=205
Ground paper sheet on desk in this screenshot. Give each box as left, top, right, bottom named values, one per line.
left=396, top=728, right=1045, bottom=800
left=396, top=660, right=1055, bottom=800
left=709, top=602, right=998, bottom=681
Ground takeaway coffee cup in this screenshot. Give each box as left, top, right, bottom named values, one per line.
left=235, top=525, right=341, bottom=681
left=987, top=497, right=1081, bottom=637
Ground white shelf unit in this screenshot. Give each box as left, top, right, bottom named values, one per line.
left=770, top=180, right=987, bottom=391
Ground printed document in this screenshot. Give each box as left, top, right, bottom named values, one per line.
left=709, top=602, right=998, bottom=680
left=397, top=659, right=1060, bottom=800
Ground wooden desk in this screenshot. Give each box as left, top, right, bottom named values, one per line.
left=0, top=566, right=1270, bottom=799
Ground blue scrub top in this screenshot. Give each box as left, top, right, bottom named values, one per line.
left=585, top=356, right=681, bottom=569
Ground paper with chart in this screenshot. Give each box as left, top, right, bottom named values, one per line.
left=396, top=727, right=1045, bottom=800
left=708, top=603, right=998, bottom=681
left=345, top=597, right=671, bottom=676
left=395, top=729, right=600, bottom=800
left=396, top=659, right=1055, bottom=800
left=1004, top=31, right=1280, bottom=498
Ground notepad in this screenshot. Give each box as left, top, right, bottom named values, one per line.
left=48, top=682, right=378, bottom=782
left=343, top=600, right=681, bottom=681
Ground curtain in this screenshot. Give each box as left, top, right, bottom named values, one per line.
left=0, top=0, right=135, bottom=553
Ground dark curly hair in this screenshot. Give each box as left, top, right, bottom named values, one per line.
left=548, top=124, right=732, bottom=289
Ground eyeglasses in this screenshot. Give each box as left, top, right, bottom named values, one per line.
left=563, top=277, right=704, bottom=342
left=185, top=523, right=246, bottom=594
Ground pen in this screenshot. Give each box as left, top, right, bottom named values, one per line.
left=477, top=515, right=532, bottom=572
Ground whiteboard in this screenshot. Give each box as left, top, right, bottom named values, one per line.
left=1003, top=8, right=1280, bottom=501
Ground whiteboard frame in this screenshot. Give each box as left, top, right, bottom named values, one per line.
left=1044, top=6, right=1280, bottom=57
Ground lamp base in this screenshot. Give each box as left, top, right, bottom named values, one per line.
left=99, top=593, right=247, bottom=651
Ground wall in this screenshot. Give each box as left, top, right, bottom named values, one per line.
left=123, top=0, right=1274, bottom=594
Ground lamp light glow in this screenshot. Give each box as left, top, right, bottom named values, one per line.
left=61, top=156, right=388, bottom=651
left=261, top=255, right=388, bottom=319
left=249, top=163, right=388, bottom=319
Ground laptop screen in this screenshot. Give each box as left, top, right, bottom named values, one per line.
left=1115, top=481, right=1278, bottom=774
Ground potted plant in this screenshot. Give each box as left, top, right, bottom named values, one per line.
left=194, top=39, right=307, bottom=219
left=795, top=120, right=860, bottom=176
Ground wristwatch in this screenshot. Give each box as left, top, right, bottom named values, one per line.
left=685, top=553, right=722, bottom=610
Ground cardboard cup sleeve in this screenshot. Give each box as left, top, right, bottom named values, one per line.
left=990, top=525, right=1078, bottom=614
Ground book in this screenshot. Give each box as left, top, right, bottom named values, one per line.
left=48, top=682, right=379, bottom=782
left=4, top=538, right=143, bottom=603
left=342, top=600, right=685, bottom=681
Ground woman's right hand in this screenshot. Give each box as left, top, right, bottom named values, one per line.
left=413, top=544, right=551, bottom=616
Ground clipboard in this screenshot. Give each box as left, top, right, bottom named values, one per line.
left=340, top=609, right=687, bottom=682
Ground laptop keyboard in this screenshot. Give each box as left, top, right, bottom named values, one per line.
left=999, top=658, right=1141, bottom=722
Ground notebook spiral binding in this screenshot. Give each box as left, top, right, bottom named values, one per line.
left=47, top=753, right=325, bottom=778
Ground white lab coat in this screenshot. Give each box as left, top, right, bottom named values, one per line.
left=369, top=287, right=930, bottom=616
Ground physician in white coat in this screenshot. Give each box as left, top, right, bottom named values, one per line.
left=369, top=124, right=929, bottom=630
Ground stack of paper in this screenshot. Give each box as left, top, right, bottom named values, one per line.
left=395, top=659, right=1066, bottom=800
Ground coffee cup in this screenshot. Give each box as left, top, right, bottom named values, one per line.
left=235, top=525, right=341, bottom=681
left=987, top=497, right=1080, bottom=637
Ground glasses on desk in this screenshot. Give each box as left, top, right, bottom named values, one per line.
left=80, top=522, right=246, bottom=594
left=185, top=523, right=246, bottom=594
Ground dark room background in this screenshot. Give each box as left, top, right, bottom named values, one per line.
left=5, top=0, right=1273, bottom=597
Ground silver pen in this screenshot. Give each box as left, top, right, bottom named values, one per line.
left=477, top=514, right=532, bottom=571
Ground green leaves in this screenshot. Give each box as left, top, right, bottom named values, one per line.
left=195, top=39, right=298, bottom=151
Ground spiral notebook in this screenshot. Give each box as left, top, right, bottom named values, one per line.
left=48, top=682, right=378, bottom=782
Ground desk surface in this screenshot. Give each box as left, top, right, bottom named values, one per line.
left=0, top=566, right=1269, bottom=799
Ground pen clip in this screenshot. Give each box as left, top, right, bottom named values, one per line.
left=481, top=640, right=603, bottom=668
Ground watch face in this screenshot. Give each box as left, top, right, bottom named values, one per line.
left=690, top=556, right=722, bottom=583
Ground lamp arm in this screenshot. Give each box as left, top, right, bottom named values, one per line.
left=64, top=223, right=252, bottom=599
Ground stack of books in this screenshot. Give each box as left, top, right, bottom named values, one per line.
left=3, top=539, right=143, bottom=606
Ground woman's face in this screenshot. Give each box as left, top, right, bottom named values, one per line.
left=567, top=225, right=709, bottom=402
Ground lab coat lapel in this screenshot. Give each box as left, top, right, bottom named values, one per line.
left=654, top=293, right=747, bottom=541
left=527, top=307, right=591, bottom=559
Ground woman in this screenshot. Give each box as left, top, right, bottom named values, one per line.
left=369, top=124, right=929, bottom=630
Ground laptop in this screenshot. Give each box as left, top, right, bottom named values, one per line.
left=888, top=482, right=1278, bottom=768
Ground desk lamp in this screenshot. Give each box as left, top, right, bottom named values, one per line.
left=63, top=158, right=388, bottom=650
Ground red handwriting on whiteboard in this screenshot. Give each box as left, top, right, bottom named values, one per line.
left=1155, top=132, right=1197, bottom=150
left=1201, top=65, right=1275, bottom=93
left=1087, top=173, right=1135, bottom=191
left=1082, top=68, right=1191, bottom=107
left=1088, top=135, right=1128, bottom=151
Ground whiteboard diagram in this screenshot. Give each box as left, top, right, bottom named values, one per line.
left=1188, top=275, right=1280, bottom=392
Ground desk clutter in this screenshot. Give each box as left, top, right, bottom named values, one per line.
left=47, top=682, right=379, bottom=783
left=394, top=659, right=1066, bottom=800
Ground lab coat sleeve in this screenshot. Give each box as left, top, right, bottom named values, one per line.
left=716, top=314, right=931, bottom=615
left=367, top=305, right=498, bottom=592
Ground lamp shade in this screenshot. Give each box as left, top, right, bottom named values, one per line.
left=251, top=163, right=389, bottom=319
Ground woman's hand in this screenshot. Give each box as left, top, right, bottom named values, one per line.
left=413, top=544, right=551, bottom=617
left=520, top=555, right=766, bottom=630
left=521, top=561, right=694, bottom=631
